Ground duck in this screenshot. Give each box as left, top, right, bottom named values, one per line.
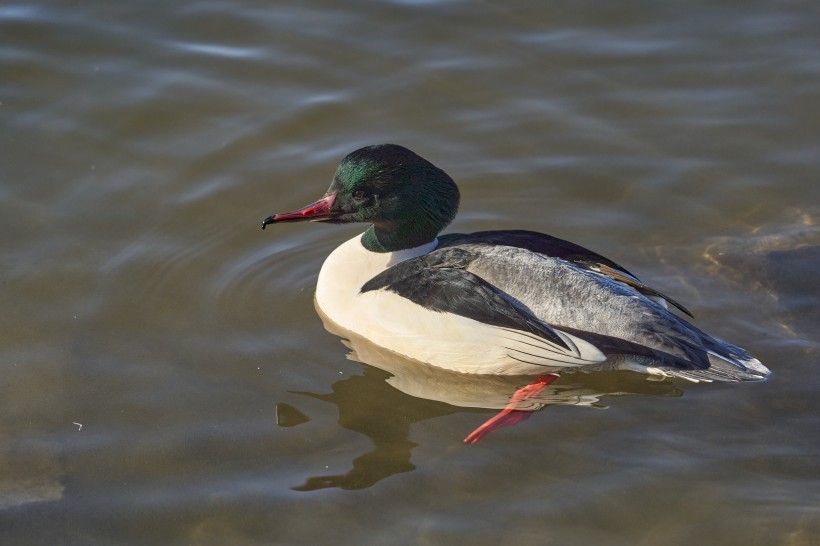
left=261, top=144, right=770, bottom=385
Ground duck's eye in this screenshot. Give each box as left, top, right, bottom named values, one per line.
left=352, top=190, right=367, bottom=201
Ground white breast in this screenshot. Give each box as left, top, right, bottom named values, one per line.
left=315, top=233, right=439, bottom=334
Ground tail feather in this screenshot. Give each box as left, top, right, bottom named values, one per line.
left=666, top=341, right=770, bottom=382
left=562, top=325, right=770, bottom=382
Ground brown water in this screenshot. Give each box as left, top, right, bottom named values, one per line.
left=2, top=1, right=819, bottom=544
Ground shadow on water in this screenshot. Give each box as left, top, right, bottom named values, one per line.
left=281, top=309, right=684, bottom=492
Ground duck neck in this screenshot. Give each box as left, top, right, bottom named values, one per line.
left=360, top=223, right=439, bottom=253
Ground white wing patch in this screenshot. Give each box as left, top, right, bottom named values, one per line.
left=498, top=327, right=606, bottom=368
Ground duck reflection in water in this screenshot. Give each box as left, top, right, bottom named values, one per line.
left=284, top=312, right=683, bottom=492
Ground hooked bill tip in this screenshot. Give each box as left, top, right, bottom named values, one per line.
left=261, top=215, right=276, bottom=230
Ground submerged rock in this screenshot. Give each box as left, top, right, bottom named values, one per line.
left=702, top=208, right=820, bottom=339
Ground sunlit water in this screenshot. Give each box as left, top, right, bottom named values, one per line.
left=1, top=1, right=818, bottom=544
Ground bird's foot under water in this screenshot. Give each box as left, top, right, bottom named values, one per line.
left=464, top=373, right=560, bottom=444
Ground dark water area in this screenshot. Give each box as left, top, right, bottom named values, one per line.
left=1, top=1, right=818, bottom=544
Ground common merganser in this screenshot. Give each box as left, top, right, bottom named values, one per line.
left=262, top=144, right=770, bottom=385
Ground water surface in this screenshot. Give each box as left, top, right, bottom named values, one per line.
left=1, top=1, right=819, bottom=544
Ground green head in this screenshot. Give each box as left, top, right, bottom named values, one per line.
left=262, top=144, right=461, bottom=252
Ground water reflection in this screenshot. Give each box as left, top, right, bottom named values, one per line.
left=289, top=365, right=448, bottom=491
left=285, top=307, right=683, bottom=491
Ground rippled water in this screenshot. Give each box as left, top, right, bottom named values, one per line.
left=2, top=1, right=819, bottom=544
